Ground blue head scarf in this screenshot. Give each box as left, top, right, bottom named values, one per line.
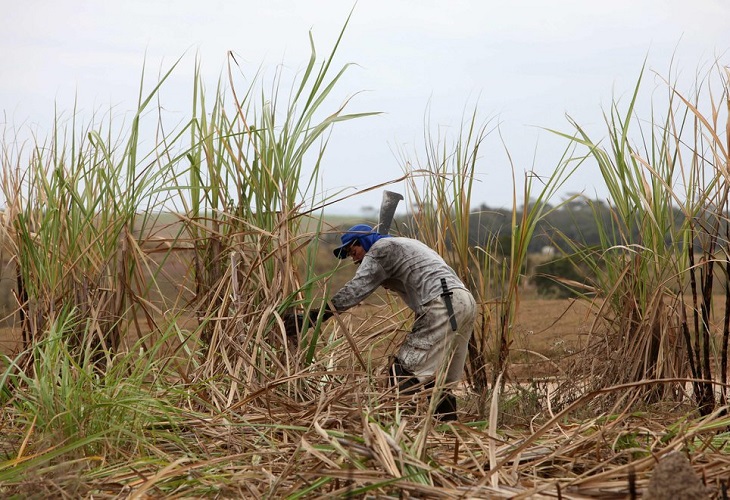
left=333, top=224, right=392, bottom=259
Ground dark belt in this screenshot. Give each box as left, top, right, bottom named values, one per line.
left=440, top=278, right=458, bottom=331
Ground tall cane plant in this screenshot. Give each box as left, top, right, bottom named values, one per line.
left=1, top=59, right=187, bottom=367
left=403, top=108, right=493, bottom=395
left=403, top=108, right=577, bottom=415
left=180, top=22, right=377, bottom=407
left=554, top=63, right=730, bottom=414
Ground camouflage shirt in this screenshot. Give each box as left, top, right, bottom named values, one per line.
left=330, top=237, right=468, bottom=316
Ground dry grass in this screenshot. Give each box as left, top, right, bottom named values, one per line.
left=0, top=234, right=728, bottom=498
left=2, top=250, right=728, bottom=498
left=4, top=353, right=729, bottom=498
left=0, top=243, right=673, bottom=498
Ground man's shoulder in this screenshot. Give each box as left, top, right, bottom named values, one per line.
left=379, top=236, right=420, bottom=242
left=371, top=236, right=427, bottom=253
left=373, top=236, right=412, bottom=247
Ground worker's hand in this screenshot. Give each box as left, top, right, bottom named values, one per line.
left=283, top=312, right=306, bottom=338
left=283, top=309, right=333, bottom=337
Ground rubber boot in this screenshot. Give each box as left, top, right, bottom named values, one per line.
left=389, top=357, right=421, bottom=394
left=389, top=358, right=458, bottom=421
left=434, top=391, right=457, bottom=422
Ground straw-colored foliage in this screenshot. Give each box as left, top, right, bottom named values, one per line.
left=2, top=20, right=730, bottom=498
left=549, top=63, right=730, bottom=417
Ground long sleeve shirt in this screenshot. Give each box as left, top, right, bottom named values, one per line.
left=330, top=237, right=467, bottom=316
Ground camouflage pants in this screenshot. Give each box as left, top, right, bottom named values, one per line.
left=396, top=287, right=476, bottom=384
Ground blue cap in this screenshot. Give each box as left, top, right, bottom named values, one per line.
left=333, top=224, right=374, bottom=259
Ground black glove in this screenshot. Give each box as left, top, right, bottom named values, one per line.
left=283, top=308, right=333, bottom=337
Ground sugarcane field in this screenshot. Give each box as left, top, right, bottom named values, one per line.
left=2, top=9, right=730, bottom=499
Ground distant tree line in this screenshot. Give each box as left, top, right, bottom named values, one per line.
left=334, top=197, right=690, bottom=254
left=464, top=197, right=688, bottom=254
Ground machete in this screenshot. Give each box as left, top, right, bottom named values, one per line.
left=440, top=278, right=458, bottom=331
left=377, top=190, right=404, bottom=235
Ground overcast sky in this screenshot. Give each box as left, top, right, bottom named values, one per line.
left=2, top=1, right=729, bottom=214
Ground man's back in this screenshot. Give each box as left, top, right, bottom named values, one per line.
left=332, top=237, right=465, bottom=314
